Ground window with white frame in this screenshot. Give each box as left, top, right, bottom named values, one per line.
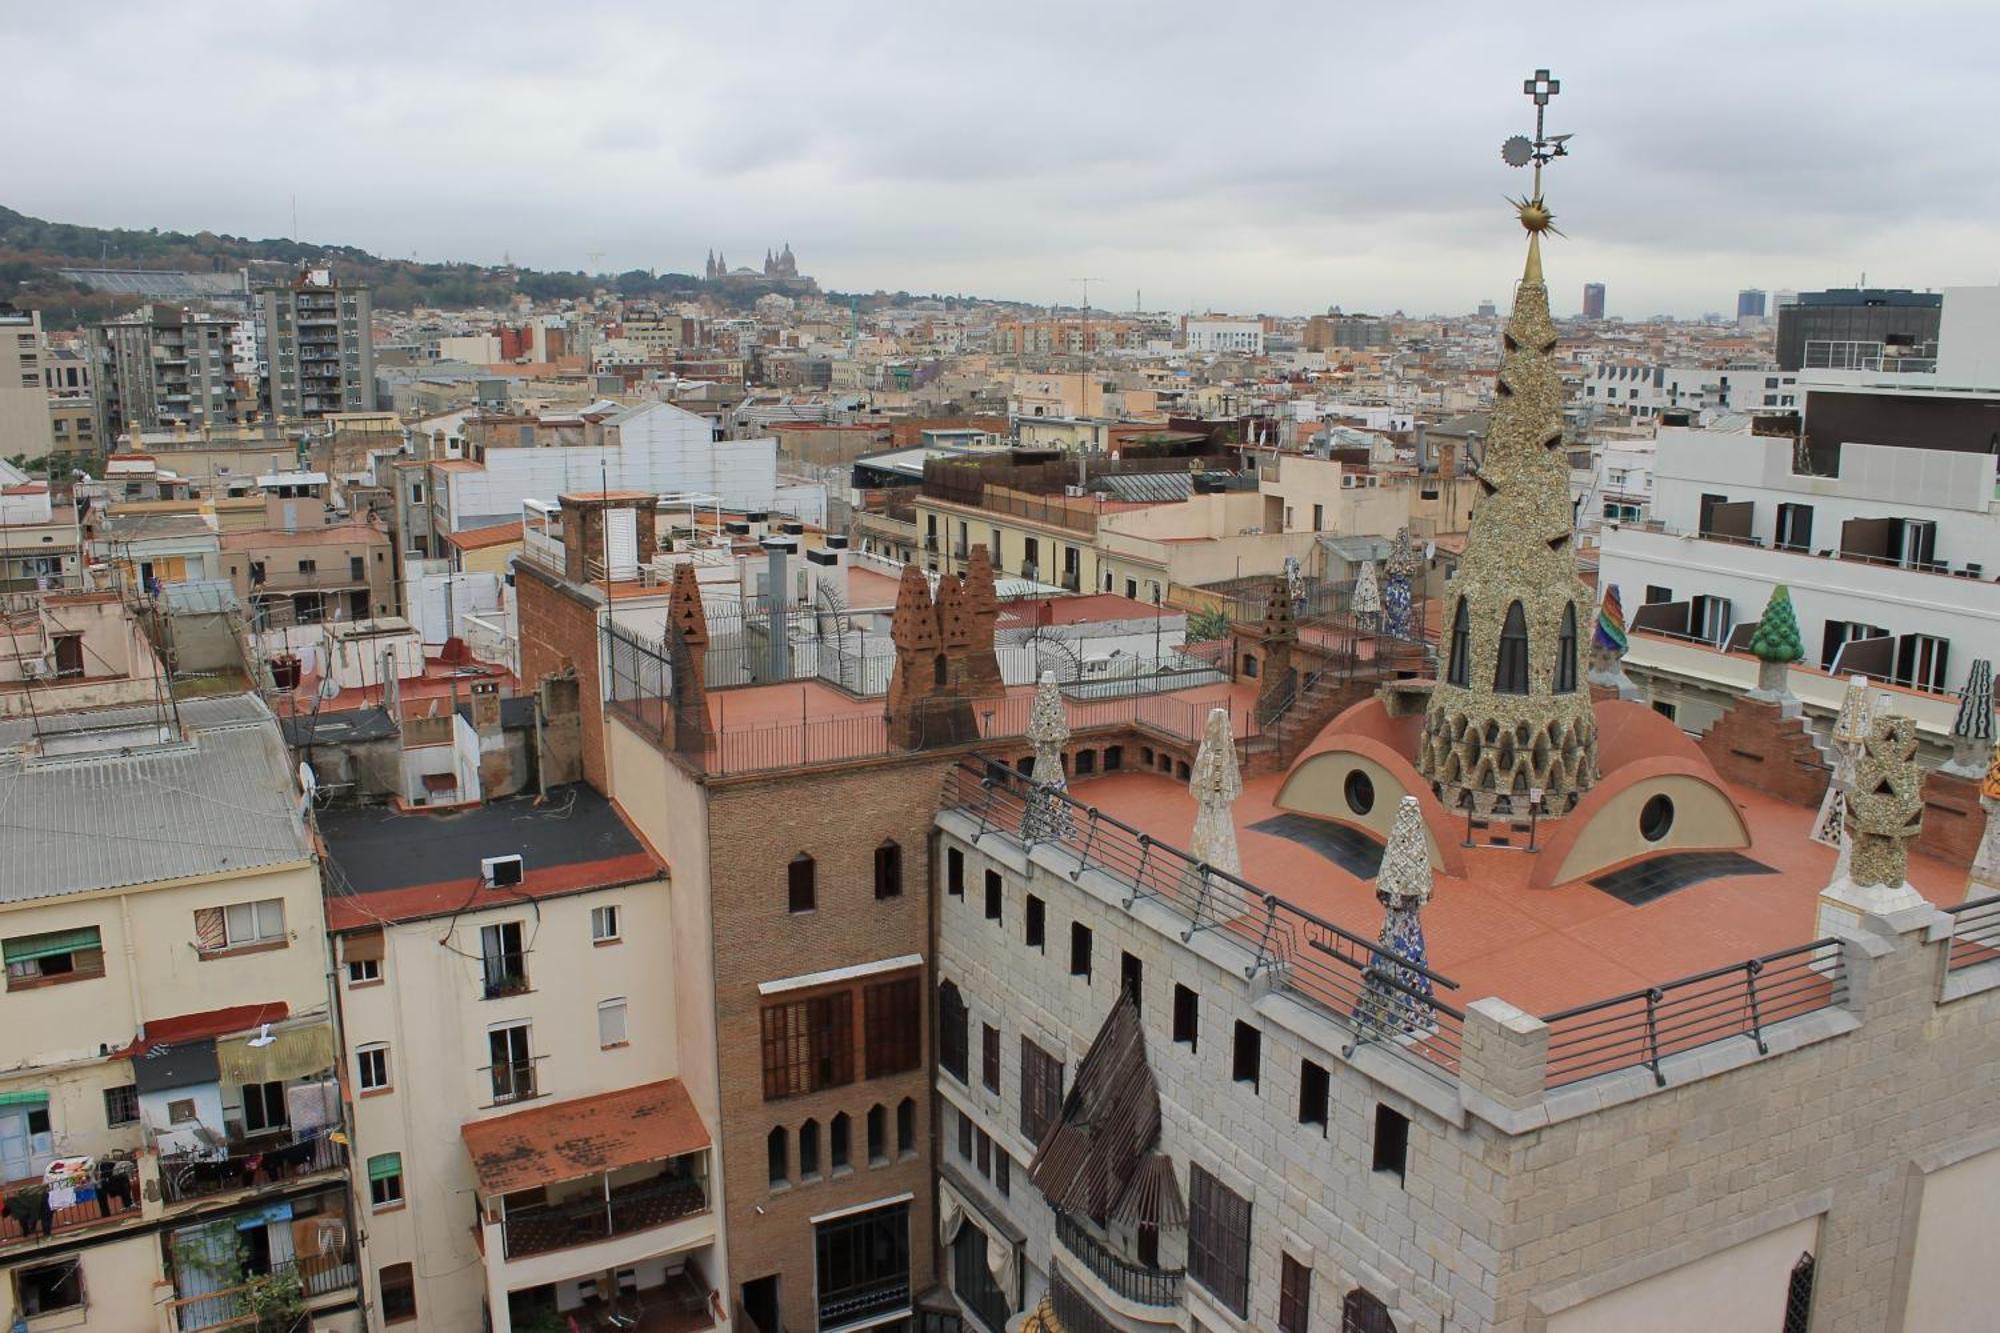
left=357, top=1044, right=391, bottom=1093
left=599, top=998, right=628, bottom=1048
left=591, top=904, right=621, bottom=943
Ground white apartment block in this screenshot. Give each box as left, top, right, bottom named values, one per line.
left=1579, top=363, right=1798, bottom=419
left=1184, top=320, right=1264, bottom=357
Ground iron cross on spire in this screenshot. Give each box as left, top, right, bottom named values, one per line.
left=1502, top=67, right=1572, bottom=196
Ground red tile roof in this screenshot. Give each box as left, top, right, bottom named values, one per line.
left=443, top=521, right=525, bottom=551
left=116, top=1002, right=290, bottom=1056
left=461, top=1078, right=709, bottom=1194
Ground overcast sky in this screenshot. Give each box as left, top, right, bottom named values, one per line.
left=8, top=1, right=1998, bottom=317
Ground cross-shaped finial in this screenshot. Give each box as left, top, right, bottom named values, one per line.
left=1524, top=69, right=1560, bottom=106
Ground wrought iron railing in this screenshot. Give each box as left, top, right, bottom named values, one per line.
left=943, top=759, right=1466, bottom=1079
left=1048, top=1273, right=1122, bottom=1333
left=501, top=1166, right=709, bottom=1259
left=818, top=1275, right=911, bottom=1328
left=169, top=1247, right=357, bottom=1331
left=1541, top=939, right=1845, bottom=1088
left=158, top=1129, right=347, bottom=1205
left=1942, top=896, right=2000, bottom=974
left=1053, top=1211, right=1182, bottom=1306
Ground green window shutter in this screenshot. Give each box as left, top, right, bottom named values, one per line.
left=3, top=927, right=103, bottom=964
left=367, top=1153, right=402, bottom=1181
left=0, top=1091, right=48, bottom=1107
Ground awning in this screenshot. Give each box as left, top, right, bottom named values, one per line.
left=218, top=1023, right=336, bottom=1086
left=461, top=1078, right=708, bottom=1196
left=133, top=1038, right=220, bottom=1094
left=2, top=928, right=101, bottom=964
left=342, top=928, right=384, bottom=963
left=367, top=1153, right=402, bottom=1182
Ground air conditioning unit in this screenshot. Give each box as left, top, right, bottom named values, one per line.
left=1064, top=485, right=1086, bottom=498
left=481, top=854, right=525, bottom=887
left=18, top=658, right=50, bottom=680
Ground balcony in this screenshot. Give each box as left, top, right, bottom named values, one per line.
left=1053, top=1211, right=1183, bottom=1308
left=820, top=1275, right=912, bottom=1330
left=158, top=1127, right=348, bottom=1206
left=167, top=1241, right=358, bottom=1332
left=481, top=953, right=531, bottom=999
left=249, top=567, right=369, bottom=593
left=485, top=1056, right=544, bottom=1105
left=500, top=1158, right=709, bottom=1260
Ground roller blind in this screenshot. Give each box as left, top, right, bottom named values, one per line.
left=3, top=927, right=102, bottom=964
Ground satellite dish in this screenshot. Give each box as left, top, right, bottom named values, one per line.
left=1500, top=135, right=1535, bottom=168
left=297, top=761, right=318, bottom=808
left=247, top=1024, right=276, bottom=1049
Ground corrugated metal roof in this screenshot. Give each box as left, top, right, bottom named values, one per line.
left=0, top=694, right=309, bottom=904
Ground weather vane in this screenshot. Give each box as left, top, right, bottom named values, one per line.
left=1501, top=68, right=1571, bottom=237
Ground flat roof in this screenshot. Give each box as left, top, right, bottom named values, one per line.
left=318, top=784, right=660, bottom=929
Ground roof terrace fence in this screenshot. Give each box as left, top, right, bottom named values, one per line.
left=941, top=758, right=1466, bottom=1081
left=1942, top=895, right=2000, bottom=974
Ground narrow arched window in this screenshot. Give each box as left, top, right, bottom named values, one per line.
left=1554, top=602, right=1579, bottom=693
left=874, top=840, right=903, bottom=900
left=787, top=853, right=816, bottom=913
left=1494, top=601, right=1530, bottom=694
left=1446, top=598, right=1471, bottom=687
left=767, top=1126, right=787, bottom=1187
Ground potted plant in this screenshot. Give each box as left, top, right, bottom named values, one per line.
left=243, top=1268, right=308, bottom=1333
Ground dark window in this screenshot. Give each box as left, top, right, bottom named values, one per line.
left=1342, top=1287, right=1394, bottom=1332
left=1020, top=1038, right=1064, bottom=1146
left=1446, top=598, right=1470, bottom=686
left=767, top=1126, right=788, bottom=1186
left=1494, top=601, right=1529, bottom=694
left=996, top=1146, right=1011, bottom=1196
left=760, top=992, right=855, bottom=1098
left=864, top=976, right=922, bottom=1077
left=1279, top=1254, right=1313, bottom=1333
left=976, top=1127, right=991, bottom=1177
left=1104, top=745, right=1123, bottom=771
left=984, top=870, right=1003, bottom=922
left=1783, top=1251, right=1816, bottom=1333
left=1188, top=1163, right=1252, bottom=1317
left=380, top=1263, right=417, bottom=1324
left=897, top=1097, right=916, bottom=1155
left=15, top=1260, right=84, bottom=1316
left=830, top=1113, right=851, bottom=1171
left=1232, top=1021, right=1261, bottom=1091
left=788, top=853, right=816, bottom=913
left=982, top=1023, right=1001, bottom=1092
left=800, top=1119, right=821, bottom=1177
left=1373, top=1103, right=1409, bottom=1182
left=1640, top=793, right=1675, bottom=842
left=1172, top=985, right=1199, bottom=1050
left=349, top=555, right=365, bottom=581
left=478, top=920, right=526, bottom=997
left=1025, top=895, right=1045, bottom=949
left=1344, top=768, right=1375, bottom=816
left=1070, top=922, right=1092, bottom=979
left=951, top=1219, right=1012, bottom=1333
left=867, top=1104, right=887, bottom=1164
left=1554, top=602, right=1579, bottom=693
left=103, top=1083, right=139, bottom=1127
left=1645, top=584, right=1672, bottom=605
left=874, top=841, right=903, bottom=899
left=938, top=981, right=969, bottom=1082
left=956, top=1108, right=973, bottom=1160
left=1299, top=1059, right=1330, bottom=1132
left=241, top=1079, right=288, bottom=1134
left=947, top=847, right=965, bottom=896
left=1120, top=951, right=1142, bottom=1013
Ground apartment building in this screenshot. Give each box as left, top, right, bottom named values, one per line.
left=0, top=589, right=166, bottom=718
left=318, top=780, right=720, bottom=1332
left=260, top=265, right=376, bottom=420
left=0, top=694, right=360, bottom=1331
left=1578, top=362, right=1797, bottom=419
left=0, top=482, right=83, bottom=594
left=93, top=307, right=249, bottom=439
left=1183, top=320, right=1263, bottom=357
left=0, top=306, right=53, bottom=459
left=221, top=514, right=397, bottom=630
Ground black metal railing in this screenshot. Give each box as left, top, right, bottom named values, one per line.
left=1942, top=896, right=2000, bottom=975
left=483, top=1056, right=543, bottom=1105
left=1048, top=1274, right=1122, bottom=1333
left=1542, top=939, right=1846, bottom=1088
left=158, top=1129, right=347, bottom=1205
left=0, top=1159, right=140, bottom=1245
left=818, top=1275, right=911, bottom=1328
left=501, top=1167, right=709, bottom=1259
left=943, top=759, right=1466, bottom=1080
left=170, top=1247, right=357, bottom=1331
left=1054, top=1211, right=1182, bottom=1306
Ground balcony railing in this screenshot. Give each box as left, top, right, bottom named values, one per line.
left=0, top=1159, right=140, bottom=1247
left=485, top=1056, right=543, bottom=1105
left=1054, top=1211, right=1183, bottom=1306
left=1541, top=939, right=1846, bottom=1088
left=501, top=1164, right=709, bottom=1259
left=158, top=1129, right=347, bottom=1205
left=481, top=955, right=531, bottom=999
left=1942, top=896, right=2000, bottom=975
left=1048, top=1274, right=1121, bottom=1333
left=169, top=1246, right=358, bottom=1332
left=819, top=1275, right=911, bottom=1329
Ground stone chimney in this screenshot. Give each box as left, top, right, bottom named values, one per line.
left=555, top=491, right=658, bottom=586
left=959, top=544, right=1005, bottom=698
left=665, top=562, right=711, bottom=758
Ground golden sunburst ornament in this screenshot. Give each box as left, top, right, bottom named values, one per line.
left=1510, top=194, right=1562, bottom=236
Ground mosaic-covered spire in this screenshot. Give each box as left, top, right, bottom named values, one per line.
left=1845, top=712, right=1924, bottom=891
left=1948, top=659, right=1995, bottom=775
left=1022, top=670, right=1074, bottom=843
left=1414, top=144, right=1598, bottom=814
left=1814, top=674, right=1876, bottom=855
left=1970, top=739, right=2000, bottom=901
left=1188, top=706, right=1242, bottom=878
left=1382, top=528, right=1417, bottom=640
left=1351, top=559, right=1382, bottom=627
left=1356, top=796, right=1436, bottom=1037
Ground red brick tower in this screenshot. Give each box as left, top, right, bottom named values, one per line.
left=960, top=543, right=1006, bottom=698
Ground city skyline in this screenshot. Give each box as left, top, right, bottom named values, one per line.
left=5, top=2, right=1997, bottom=317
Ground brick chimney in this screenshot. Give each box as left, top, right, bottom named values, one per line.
left=959, top=543, right=1005, bottom=698
left=664, top=562, right=711, bottom=757
left=556, top=491, right=659, bottom=585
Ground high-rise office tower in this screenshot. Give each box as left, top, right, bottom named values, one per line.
left=1737, top=289, right=1768, bottom=320
left=1774, top=288, right=1941, bottom=372
left=258, top=263, right=375, bottom=419
left=1581, top=282, right=1606, bottom=320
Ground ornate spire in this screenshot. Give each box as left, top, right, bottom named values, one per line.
left=1382, top=529, right=1417, bottom=640
left=1351, top=559, right=1382, bottom=627
left=1947, top=658, right=1995, bottom=775
left=1188, top=707, right=1242, bottom=878
left=1022, top=670, right=1074, bottom=843
left=1356, top=796, right=1436, bottom=1037
left=1416, top=69, right=1596, bottom=816
left=1813, top=673, right=1874, bottom=856
left=1844, top=712, right=1924, bottom=891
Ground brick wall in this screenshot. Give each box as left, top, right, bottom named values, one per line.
left=706, top=756, right=954, bottom=1331
left=1916, top=768, right=1986, bottom=869
left=515, top=562, right=607, bottom=791
left=1696, top=696, right=1829, bottom=806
